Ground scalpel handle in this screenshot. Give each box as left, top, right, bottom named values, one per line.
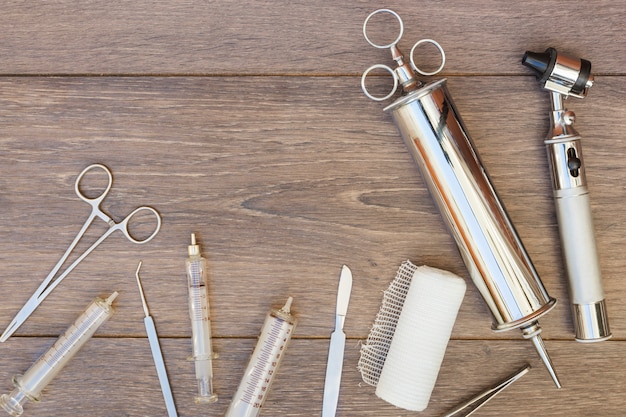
left=322, top=329, right=346, bottom=417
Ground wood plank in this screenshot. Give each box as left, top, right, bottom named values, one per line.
left=0, top=1, right=624, bottom=75
left=1, top=2, right=625, bottom=415
left=0, top=76, right=625, bottom=342
left=1, top=2, right=625, bottom=414
left=0, top=338, right=624, bottom=416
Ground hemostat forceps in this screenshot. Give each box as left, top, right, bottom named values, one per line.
left=1, top=163, right=162, bottom=342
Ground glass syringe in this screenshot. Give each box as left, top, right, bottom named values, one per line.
left=186, top=233, right=218, bottom=404
left=225, top=297, right=296, bottom=417
left=0, top=292, right=118, bottom=417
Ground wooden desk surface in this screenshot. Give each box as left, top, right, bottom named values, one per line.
left=1, top=2, right=625, bottom=416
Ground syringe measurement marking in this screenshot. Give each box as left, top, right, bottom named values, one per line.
left=44, top=306, right=105, bottom=366
left=241, top=317, right=288, bottom=406
left=190, top=289, right=208, bottom=321
left=189, top=261, right=209, bottom=322
left=189, top=262, right=204, bottom=287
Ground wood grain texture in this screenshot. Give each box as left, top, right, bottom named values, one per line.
left=1, top=1, right=626, bottom=415
left=2, top=76, right=625, bottom=340
left=0, top=1, right=624, bottom=75
left=0, top=338, right=625, bottom=416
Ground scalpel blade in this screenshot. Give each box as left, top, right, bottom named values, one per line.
left=322, top=265, right=352, bottom=417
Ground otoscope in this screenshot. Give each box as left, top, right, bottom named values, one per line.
left=522, top=48, right=611, bottom=342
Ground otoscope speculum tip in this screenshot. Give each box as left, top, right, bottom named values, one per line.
left=522, top=48, right=556, bottom=80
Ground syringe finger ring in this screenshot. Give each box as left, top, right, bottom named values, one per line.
left=363, top=8, right=404, bottom=49
left=361, top=64, right=399, bottom=101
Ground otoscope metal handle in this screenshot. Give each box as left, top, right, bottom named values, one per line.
left=546, top=135, right=611, bottom=341
left=524, top=48, right=611, bottom=343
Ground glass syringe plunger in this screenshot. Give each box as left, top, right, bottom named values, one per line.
left=0, top=292, right=118, bottom=416
left=186, top=233, right=218, bottom=404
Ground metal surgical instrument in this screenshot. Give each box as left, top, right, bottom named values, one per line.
left=322, top=265, right=352, bottom=417
left=442, top=364, right=530, bottom=417
left=1, top=163, right=162, bottom=342
left=522, top=48, right=611, bottom=342
left=135, top=261, right=178, bottom=417
left=361, top=9, right=560, bottom=387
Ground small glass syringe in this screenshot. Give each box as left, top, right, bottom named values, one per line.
left=0, top=292, right=118, bottom=417
left=186, top=233, right=218, bottom=404
left=225, top=297, right=296, bottom=417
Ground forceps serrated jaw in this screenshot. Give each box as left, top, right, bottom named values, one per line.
left=0, top=164, right=162, bottom=342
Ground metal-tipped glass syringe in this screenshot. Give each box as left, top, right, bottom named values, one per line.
left=361, top=8, right=561, bottom=388
left=186, top=234, right=218, bottom=404
left=0, top=292, right=118, bottom=416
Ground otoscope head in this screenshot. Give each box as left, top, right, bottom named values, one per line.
left=522, top=47, right=593, bottom=98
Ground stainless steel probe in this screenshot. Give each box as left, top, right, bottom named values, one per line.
left=135, top=261, right=179, bottom=417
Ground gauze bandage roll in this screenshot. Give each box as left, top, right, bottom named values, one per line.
left=359, top=261, right=466, bottom=411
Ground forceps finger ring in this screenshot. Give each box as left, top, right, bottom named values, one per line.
left=117, top=206, right=162, bottom=244
left=74, top=163, right=113, bottom=206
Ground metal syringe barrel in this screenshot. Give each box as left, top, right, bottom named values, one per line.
left=384, top=79, right=556, bottom=333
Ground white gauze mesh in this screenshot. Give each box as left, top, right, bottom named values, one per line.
left=358, top=260, right=416, bottom=386
left=358, top=260, right=466, bottom=411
